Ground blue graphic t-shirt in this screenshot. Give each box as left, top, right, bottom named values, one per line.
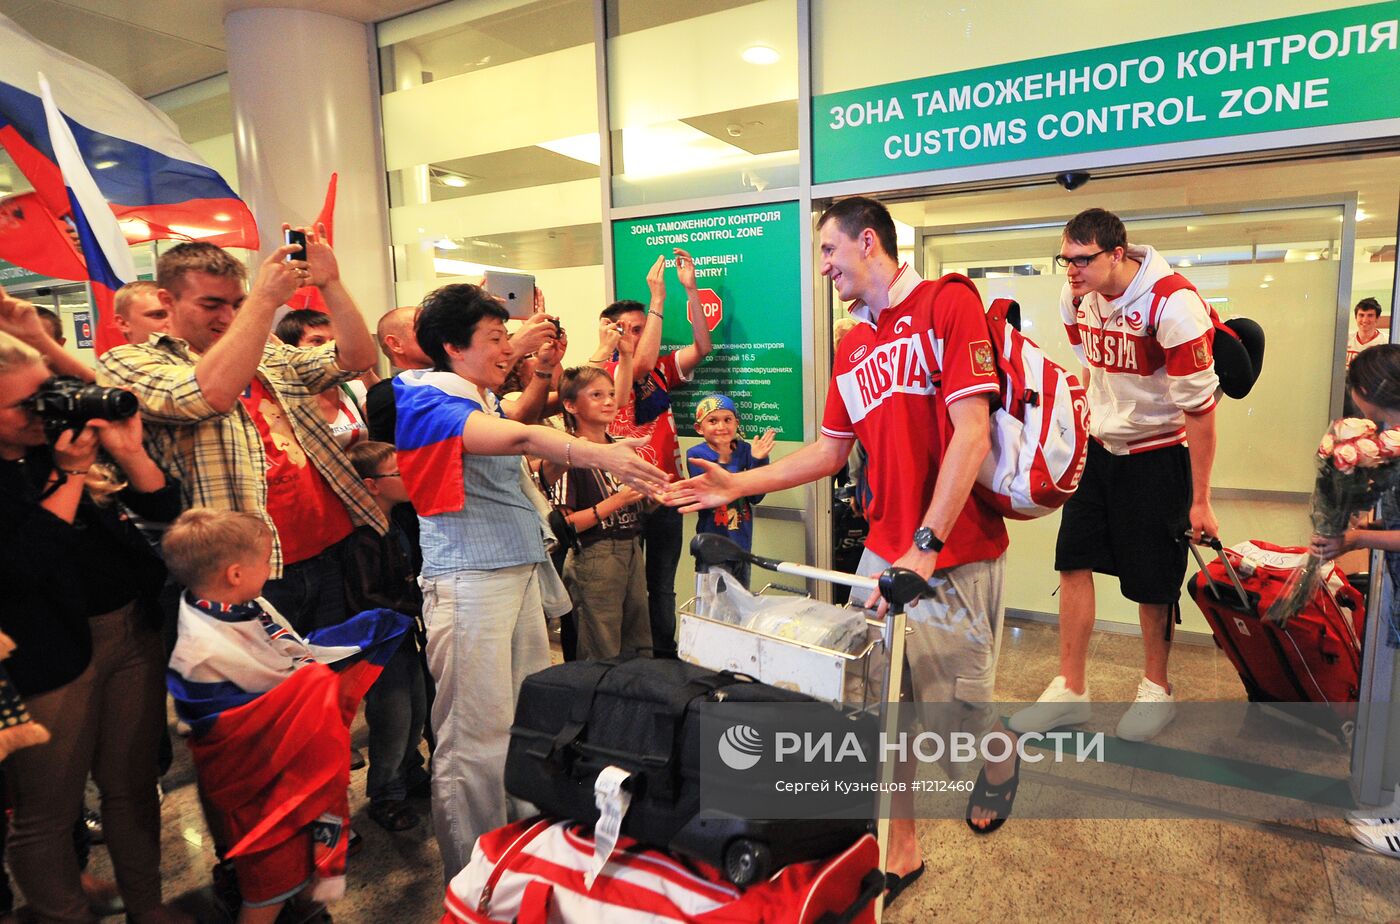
left=685, top=440, right=769, bottom=552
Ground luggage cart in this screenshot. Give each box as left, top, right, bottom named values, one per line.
left=681, top=534, right=929, bottom=922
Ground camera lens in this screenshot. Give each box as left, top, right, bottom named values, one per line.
left=73, top=385, right=139, bottom=422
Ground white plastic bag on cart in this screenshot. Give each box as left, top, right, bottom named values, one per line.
left=695, top=569, right=868, bottom=654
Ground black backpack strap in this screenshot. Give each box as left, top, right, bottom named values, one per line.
left=526, top=657, right=629, bottom=764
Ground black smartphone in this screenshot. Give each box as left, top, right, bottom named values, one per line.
left=284, top=228, right=307, bottom=261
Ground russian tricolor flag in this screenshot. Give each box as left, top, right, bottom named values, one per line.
left=168, top=597, right=409, bottom=902
left=0, top=14, right=258, bottom=352
left=0, top=14, right=256, bottom=251
left=394, top=369, right=495, bottom=517
left=36, top=74, right=135, bottom=354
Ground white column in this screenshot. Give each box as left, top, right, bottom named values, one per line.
left=224, top=7, right=393, bottom=324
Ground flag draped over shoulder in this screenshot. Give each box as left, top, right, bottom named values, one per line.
left=0, top=12, right=257, bottom=252
left=167, top=595, right=409, bottom=901
left=394, top=369, right=498, bottom=517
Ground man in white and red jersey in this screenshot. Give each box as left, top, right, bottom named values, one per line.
left=590, top=248, right=713, bottom=654
left=670, top=197, right=1018, bottom=905
left=1011, top=208, right=1220, bottom=743
left=1347, top=297, right=1385, bottom=368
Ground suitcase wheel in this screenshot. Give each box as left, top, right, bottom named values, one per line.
left=723, top=837, right=772, bottom=887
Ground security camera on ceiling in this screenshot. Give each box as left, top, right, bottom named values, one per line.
left=1055, top=171, right=1091, bottom=191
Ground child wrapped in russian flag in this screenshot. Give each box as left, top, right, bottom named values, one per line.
left=161, top=507, right=410, bottom=923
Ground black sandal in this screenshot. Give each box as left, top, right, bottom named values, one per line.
left=369, top=799, right=421, bottom=832
left=965, top=755, right=1020, bottom=835
left=884, top=862, right=926, bottom=910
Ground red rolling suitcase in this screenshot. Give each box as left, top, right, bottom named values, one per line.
left=1187, top=537, right=1366, bottom=740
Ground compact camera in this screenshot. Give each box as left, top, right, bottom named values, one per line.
left=24, top=376, right=139, bottom=440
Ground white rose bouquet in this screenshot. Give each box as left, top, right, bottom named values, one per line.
left=1265, top=418, right=1400, bottom=625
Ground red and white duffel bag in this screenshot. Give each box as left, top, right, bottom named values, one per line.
left=442, top=817, right=881, bottom=924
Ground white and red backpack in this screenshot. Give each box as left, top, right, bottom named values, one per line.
left=974, top=296, right=1090, bottom=520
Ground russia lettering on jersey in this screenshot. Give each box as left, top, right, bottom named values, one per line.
left=1076, top=325, right=1162, bottom=374
left=822, top=267, right=1006, bottom=570
left=834, top=325, right=936, bottom=422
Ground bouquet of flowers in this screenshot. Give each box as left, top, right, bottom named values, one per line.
left=1264, top=418, right=1400, bottom=626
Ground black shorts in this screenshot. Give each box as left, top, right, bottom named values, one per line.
left=1054, top=440, right=1191, bottom=604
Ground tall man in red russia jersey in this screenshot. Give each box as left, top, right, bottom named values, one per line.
left=670, top=197, right=1019, bottom=902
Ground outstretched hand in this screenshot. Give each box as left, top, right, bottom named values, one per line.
left=751, top=428, right=776, bottom=460
left=599, top=438, right=669, bottom=499
left=665, top=457, right=739, bottom=513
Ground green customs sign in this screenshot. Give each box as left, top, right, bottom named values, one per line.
left=813, top=2, right=1400, bottom=184
left=611, top=202, right=804, bottom=438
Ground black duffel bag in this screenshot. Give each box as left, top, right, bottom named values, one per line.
left=505, top=655, right=871, bottom=886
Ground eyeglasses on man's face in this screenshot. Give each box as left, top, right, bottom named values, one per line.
left=364, top=471, right=402, bottom=479
left=1054, top=249, right=1109, bottom=269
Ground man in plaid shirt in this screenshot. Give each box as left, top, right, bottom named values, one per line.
left=99, top=227, right=387, bottom=635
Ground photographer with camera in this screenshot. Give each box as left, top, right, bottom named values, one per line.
left=0, top=331, right=190, bottom=923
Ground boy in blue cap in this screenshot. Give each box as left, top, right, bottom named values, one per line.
left=685, top=394, right=774, bottom=586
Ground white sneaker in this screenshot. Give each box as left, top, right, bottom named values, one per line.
left=1008, top=676, right=1092, bottom=734
left=1346, top=788, right=1400, bottom=826
left=1115, top=677, right=1176, bottom=742
left=1350, top=819, right=1400, bottom=858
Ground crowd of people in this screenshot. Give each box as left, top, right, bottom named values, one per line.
left=0, top=197, right=1392, bottom=920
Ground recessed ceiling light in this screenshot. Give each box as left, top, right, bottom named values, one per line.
left=439, top=174, right=468, bottom=188
left=1259, top=283, right=1270, bottom=289
left=1356, top=208, right=1370, bottom=222
left=742, top=45, right=779, bottom=65
left=1177, top=259, right=1192, bottom=268
left=435, top=238, right=460, bottom=250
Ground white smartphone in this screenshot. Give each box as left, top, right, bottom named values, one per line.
left=483, top=270, right=535, bottom=319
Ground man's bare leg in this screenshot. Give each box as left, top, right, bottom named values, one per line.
left=1057, top=569, right=1096, bottom=694
left=1139, top=602, right=1171, bottom=689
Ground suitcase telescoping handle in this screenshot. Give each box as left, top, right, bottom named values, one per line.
left=1184, top=532, right=1253, bottom=612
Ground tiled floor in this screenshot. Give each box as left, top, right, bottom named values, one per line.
left=63, top=617, right=1399, bottom=922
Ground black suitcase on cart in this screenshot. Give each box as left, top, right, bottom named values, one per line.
left=504, top=655, right=871, bottom=886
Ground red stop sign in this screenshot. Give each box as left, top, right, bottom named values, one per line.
left=689, top=288, right=723, bottom=332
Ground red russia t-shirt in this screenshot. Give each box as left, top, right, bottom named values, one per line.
left=239, top=378, right=353, bottom=565
left=821, top=269, right=1008, bottom=569
left=606, top=351, right=684, bottom=481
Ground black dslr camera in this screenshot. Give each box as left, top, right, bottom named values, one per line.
left=24, top=376, right=139, bottom=440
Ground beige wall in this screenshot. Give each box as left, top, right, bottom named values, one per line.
left=813, top=0, right=1367, bottom=94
